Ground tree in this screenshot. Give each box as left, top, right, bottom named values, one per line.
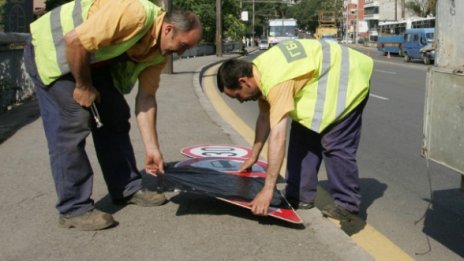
left=405, top=0, right=437, bottom=17
left=174, top=0, right=243, bottom=43
left=287, top=0, right=320, bottom=32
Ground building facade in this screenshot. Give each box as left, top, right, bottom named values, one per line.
left=363, top=0, right=416, bottom=41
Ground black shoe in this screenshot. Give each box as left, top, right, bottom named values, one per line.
left=113, top=188, right=167, bottom=207
left=321, top=204, right=357, bottom=221
left=287, top=199, right=315, bottom=210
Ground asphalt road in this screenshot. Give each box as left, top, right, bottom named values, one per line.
left=216, top=48, right=464, bottom=261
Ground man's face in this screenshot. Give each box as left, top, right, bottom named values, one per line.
left=159, top=24, right=201, bottom=56
left=224, top=78, right=262, bottom=103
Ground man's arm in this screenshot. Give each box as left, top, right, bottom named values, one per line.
left=135, top=64, right=166, bottom=175
left=64, top=30, right=99, bottom=107
left=250, top=115, right=288, bottom=215
left=239, top=104, right=270, bottom=172
left=135, top=86, right=164, bottom=175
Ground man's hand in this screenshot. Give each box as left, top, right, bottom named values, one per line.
left=238, top=157, right=256, bottom=172
left=73, top=84, right=100, bottom=107
left=145, top=148, right=164, bottom=176
left=64, top=30, right=96, bottom=107
left=250, top=188, right=274, bottom=216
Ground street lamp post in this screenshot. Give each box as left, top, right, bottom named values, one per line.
left=216, top=0, right=223, bottom=57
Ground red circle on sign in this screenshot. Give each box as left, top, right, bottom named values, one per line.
left=181, top=144, right=253, bottom=159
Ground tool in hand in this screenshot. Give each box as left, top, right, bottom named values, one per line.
left=90, top=103, right=103, bottom=128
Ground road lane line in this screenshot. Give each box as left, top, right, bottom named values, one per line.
left=370, top=93, right=389, bottom=101
left=375, top=69, right=397, bottom=74
left=202, top=64, right=414, bottom=261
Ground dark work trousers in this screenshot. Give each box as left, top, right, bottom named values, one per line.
left=285, top=98, right=367, bottom=213
left=23, top=40, right=142, bottom=217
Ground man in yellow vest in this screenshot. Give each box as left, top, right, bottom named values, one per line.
left=23, top=0, right=202, bottom=230
left=217, top=39, right=373, bottom=221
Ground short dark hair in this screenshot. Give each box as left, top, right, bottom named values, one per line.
left=165, top=10, right=201, bottom=32
left=216, top=59, right=253, bottom=92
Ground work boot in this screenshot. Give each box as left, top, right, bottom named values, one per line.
left=59, top=209, right=115, bottom=231
left=113, top=188, right=167, bottom=207
left=321, top=204, right=358, bottom=222
left=287, top=199, right=315, bottom=210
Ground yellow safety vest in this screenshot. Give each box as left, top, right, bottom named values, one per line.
left=30, top=0, right=164, bottom=94
left=253, top=39, right=373, bottom=133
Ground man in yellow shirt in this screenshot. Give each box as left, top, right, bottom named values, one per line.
left=217, top=39, right=373, bottom=222
left=23, top=0, right=202, bottom=230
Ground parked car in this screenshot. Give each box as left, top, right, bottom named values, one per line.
left=258, top=39, right=270, bottom=50
left=403, top=28, right=435, bottom=64
left=420, top=43, right=436, bottom=65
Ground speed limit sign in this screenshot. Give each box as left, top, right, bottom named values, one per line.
left=181, top=144, right=253, bottom=159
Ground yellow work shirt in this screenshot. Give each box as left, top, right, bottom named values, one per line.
left=74, top=0, right=167, bottom=94
left=255, top=66, right=312, bottom=128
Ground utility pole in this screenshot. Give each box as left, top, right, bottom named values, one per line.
left=252, top=0, right=255, bottom=44
left=216, top=0, right=223, bottom=57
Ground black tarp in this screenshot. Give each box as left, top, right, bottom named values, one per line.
left=162, top=164, right=283, bottom=207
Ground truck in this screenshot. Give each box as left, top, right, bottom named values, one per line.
left=314, top=11, right=338, bottom=40
left=423, top=0, right=464, bottom=190
left=267, top=18, right=298, bottom=46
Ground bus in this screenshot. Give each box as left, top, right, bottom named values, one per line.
left=267, top=18, right=298, bottom=46
left=377, top=17, right=435, bottom=56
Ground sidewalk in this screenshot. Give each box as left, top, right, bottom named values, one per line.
left=0, top=54, right=373, bottom=261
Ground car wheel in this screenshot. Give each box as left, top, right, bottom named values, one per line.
left=423, top=55, right=431, bottom=65
left=404, top=53, right=411, bottom=62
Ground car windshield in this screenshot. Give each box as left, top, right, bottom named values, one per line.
left=426, top=33, right=434, bottom=42
left=321, top=35, right=336, bottom=41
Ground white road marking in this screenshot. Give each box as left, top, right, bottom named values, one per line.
left=375, top=69, right=397, bottom=74
left=370, top=93, right=389, bottom=101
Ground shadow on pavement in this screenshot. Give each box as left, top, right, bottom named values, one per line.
left=168, top=192, right=305, bottom=229
left=318, top=178, right=388, bottom=236
left=94, top=195, right=127, bottom=215
left=0, top=99, right=40, bottom=144
left=420, top=188, right=464, bottom=258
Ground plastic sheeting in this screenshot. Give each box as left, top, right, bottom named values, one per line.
left=163, top=165, right=283, bottom=207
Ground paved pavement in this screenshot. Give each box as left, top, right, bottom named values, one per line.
left=0, top=52, right=373, bottom=261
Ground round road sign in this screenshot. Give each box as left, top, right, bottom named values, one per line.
left=181, top=144, right=253, bottom=159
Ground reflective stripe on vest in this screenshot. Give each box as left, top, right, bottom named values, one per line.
left=50, top=1, right=85, bottom=76
left=311, top=41, right=350, bottom=131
